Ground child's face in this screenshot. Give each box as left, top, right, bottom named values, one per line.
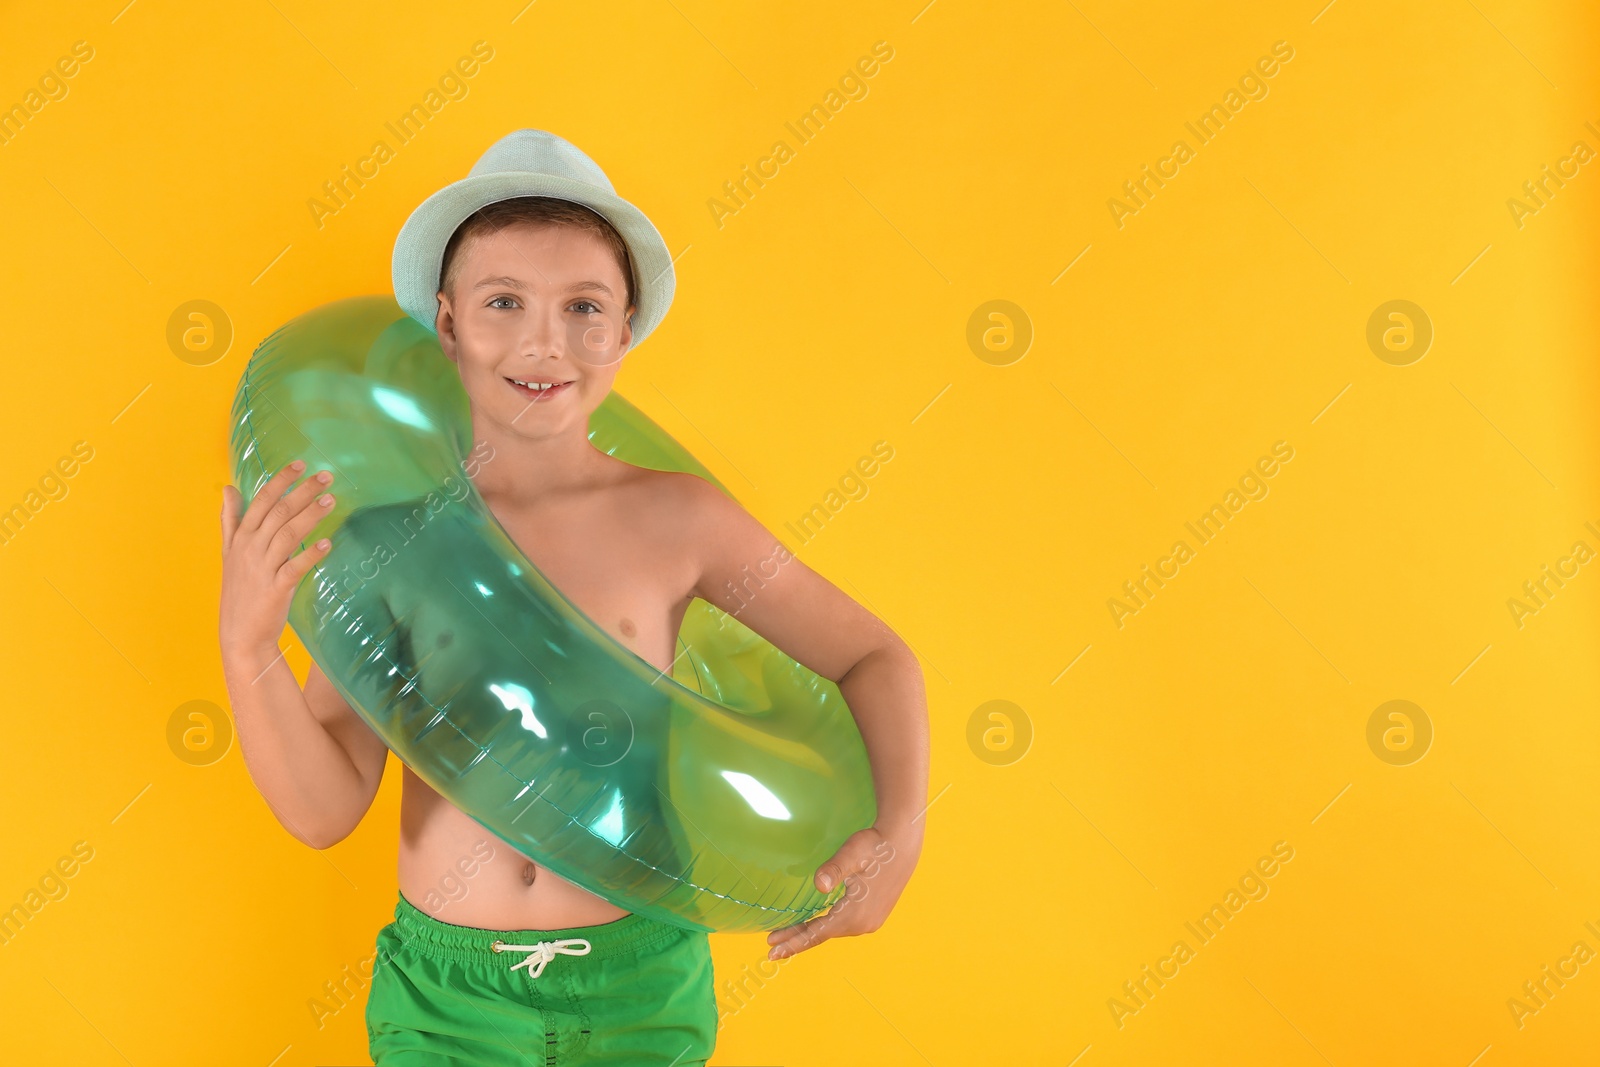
left=434, top=221, right=636, bottom=441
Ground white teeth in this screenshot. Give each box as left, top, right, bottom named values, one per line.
left=511, top=379, right=564, bottom=390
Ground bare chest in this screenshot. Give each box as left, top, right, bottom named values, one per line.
left=492, top=496, right=697, bottom=675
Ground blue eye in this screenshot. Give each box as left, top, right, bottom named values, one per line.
left=572, top=300, right=600, bottom=314
left=489, top=296, right=517, bottom=309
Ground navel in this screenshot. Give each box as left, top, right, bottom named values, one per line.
left=522, top=862, right=537, bottom=887
left=619, top=617, right=637, bottom=638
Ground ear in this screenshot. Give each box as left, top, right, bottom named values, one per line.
left=434, top=290, right=460, bottom=364
left=618, top=303, right=635, bottom=353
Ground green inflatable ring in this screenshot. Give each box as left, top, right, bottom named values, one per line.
left=228, top=295, right=877, bottom=932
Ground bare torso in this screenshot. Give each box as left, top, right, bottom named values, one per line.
left=396, top=460, right=699, bottom=929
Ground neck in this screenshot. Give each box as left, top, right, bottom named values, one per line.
left=465, top=411, right=608, bottom=506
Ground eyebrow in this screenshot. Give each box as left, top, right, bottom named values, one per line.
left=471, top=275, right=615, bottom=297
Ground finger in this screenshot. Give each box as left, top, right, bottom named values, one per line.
left=220, top=485, right=242, bottom=549
left=768, top=907, right=843, bottom=948
left=266, top=479, right=336, bottom=562
left=769, top=919, right=833, bottom=959
left=278, top=536, right=333, bottom=587
left=817, top=860, right=845, bottom=893
left=258, top=468, right=333, bottom=547
left=239, top=461, right=309, bottom=534
left=764, top=885, right=852, bottom=945
left=767, top=924, right=812, bottom=949
left=767, top=921, right=815, bottom=956
left=766, top=922, right=804, bottom=945
left=816, top=837, right=876, bottom=893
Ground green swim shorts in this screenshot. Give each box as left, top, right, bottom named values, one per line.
left=365, top=891, right=719, bottom=1066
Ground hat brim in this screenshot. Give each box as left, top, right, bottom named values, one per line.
left=392, top=172, right=674, bottom=347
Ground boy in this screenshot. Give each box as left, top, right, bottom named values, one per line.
left=219, top=129, right=929, bottom=1065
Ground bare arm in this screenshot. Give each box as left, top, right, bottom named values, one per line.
left=223, top=650, right=389, bottom=850
left=678, top=474, right=929, bottom=957
left=684, top=476, right=929, bottom=831
left=220, top=462, right=389, bottom=850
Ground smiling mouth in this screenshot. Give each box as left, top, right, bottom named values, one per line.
left=506, top=377, right=574, bottom=402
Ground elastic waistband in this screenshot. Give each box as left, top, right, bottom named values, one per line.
left=388, top=890, right=686, bottom=965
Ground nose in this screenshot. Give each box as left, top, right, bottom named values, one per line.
left=517, top=302, right=566, bottom=361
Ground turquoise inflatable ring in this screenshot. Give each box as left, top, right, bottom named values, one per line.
left=228, top=295, right=877, bottom=933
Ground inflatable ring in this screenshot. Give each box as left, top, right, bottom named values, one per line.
left=228, top=295, right=877, bottom=932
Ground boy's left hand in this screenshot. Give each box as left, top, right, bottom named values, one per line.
left=765, top=824, right=920, bottom=960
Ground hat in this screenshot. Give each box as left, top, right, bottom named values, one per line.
left=392, top=129, right=675, bottom=347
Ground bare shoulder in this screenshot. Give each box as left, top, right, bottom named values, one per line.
left=605, top=463, right=780, bottom=587
left=608, top=463, right=738, bottom=528
left=615, top=464, right=898, bottom=684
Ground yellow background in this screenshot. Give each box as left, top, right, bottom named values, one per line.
left=2, top=1, right=1597, bottom=1063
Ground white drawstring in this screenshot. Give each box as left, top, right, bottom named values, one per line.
left=491, top=937, right=593, bottom=978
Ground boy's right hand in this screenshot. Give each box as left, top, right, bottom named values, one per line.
left=219, top=460, right=337, bottom=664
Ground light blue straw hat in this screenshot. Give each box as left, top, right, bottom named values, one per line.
left=392, top=129, right=674, bottom=346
